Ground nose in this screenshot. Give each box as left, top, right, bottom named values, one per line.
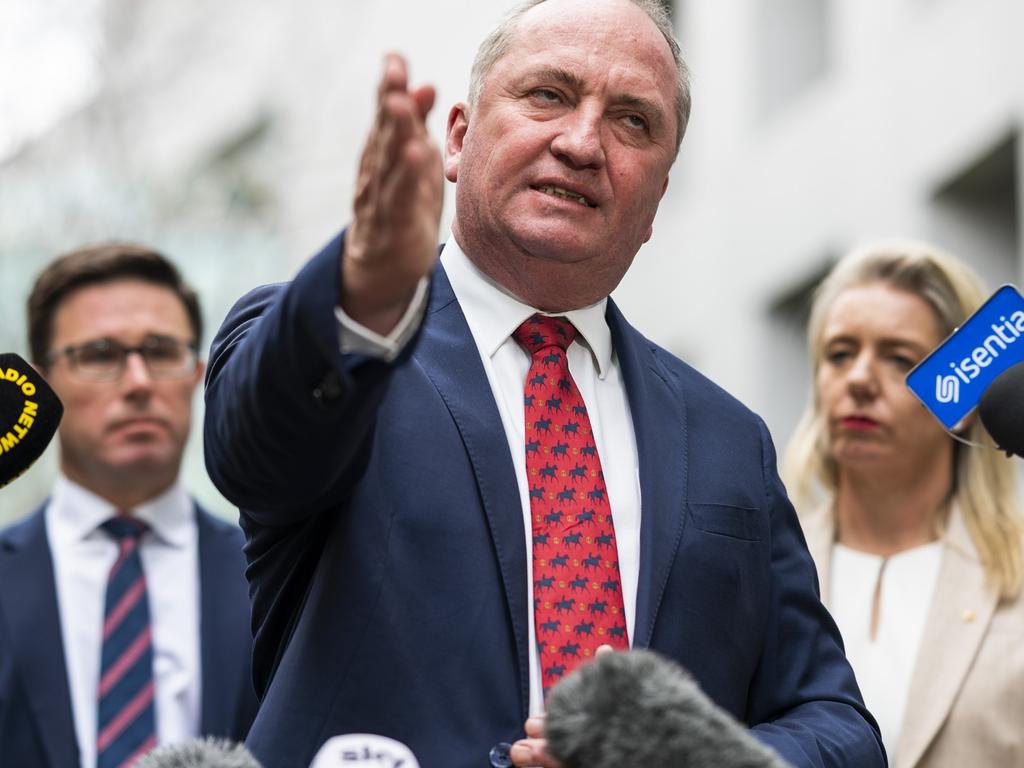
left=120, top=350, right=155, bottom=394
left=845, top=352, right=879, bottom=400
left=550, top=105, right=605, bottom=171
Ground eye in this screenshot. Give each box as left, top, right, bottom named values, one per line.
left=888, top=354, right=916, bottom=371
left=77, top=339, right=122, bottom=366
left=622, top=114, right=648, bottom=131
left=530, top=88, right=563, bottom=104
left=143, top=337, right=184, bottom=363
left=823, top=348, right=852, bottom=365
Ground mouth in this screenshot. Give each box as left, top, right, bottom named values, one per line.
left=109, top=417, right=168, bottom=434
left=533, top=184, right=597, bottom=208
left=840, top=416, right=880, bottom=431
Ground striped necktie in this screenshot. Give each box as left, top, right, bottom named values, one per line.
left=97, top=515, right=157, bottom=767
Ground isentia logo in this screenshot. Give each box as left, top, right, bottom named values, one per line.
left=935, top=311, right=1024, bottom=404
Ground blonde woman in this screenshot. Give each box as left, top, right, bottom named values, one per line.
left=784, top=241, right=1023, bottom=768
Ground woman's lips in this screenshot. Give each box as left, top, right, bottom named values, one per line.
left=840, top=416, right=879, bottom=430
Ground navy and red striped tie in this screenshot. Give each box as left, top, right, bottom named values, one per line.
left=97, top=516, right=157, bottom=767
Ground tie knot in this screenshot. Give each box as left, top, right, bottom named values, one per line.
left=100, top=515, right=148, bottom=542
left=513, top=314, right=577, bottom=355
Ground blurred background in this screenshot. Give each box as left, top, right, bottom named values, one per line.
left=2, top=0, right=1022, bottom=522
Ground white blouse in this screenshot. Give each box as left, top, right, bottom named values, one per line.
left=829, top=541, right=943, bottom=766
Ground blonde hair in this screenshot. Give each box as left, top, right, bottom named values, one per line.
left=783, top=240, right=1023, bottom=599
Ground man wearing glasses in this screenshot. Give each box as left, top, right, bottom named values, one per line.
left=0, top=244, right=257, bottom=768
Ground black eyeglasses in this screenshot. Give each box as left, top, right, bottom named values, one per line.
left=46, top=336, right=199, bottom=381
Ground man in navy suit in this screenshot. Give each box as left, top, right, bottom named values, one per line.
left=0, top=245, right=257, bottom=767
left=204, top=1, right=885, bottom=766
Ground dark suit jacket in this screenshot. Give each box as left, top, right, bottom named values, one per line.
left=0, top=501, right=258, bottom=767
left=203, top=232, right=885, bottom=768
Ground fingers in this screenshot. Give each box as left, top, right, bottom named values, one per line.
left=378, top=52, right=408, bottom=100
left=359, top=55, right=436, bottom=209
left=510, top=738, right=562, bottom=768
left=343, top=53, right=443, bottom=334
left=411, top=84, right=436, bottom=122
left=524, top=714, right=546, bottom=739
left=510, top=716, right=562, bottom=768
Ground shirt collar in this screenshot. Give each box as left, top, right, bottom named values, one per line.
left=49, top=475, right=194, bottom=547
left=440, top=237, right=614, bottom=378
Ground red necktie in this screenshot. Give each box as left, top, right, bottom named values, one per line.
left=514, top=314, right=628, bottom=696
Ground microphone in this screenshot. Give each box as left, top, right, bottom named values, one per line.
left=544, top=649, right=788, bottom=768
left=309, top=734, right=421, bottom=768
left=906, top=284, right=1024, bottom=439
left=133, top=737, right=262, bottom=768
left=0, top=353, right=63, bottom=489
left=978, top=361, right=1024, bottom=458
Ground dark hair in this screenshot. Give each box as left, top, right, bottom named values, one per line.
left=27, top=243, right=203, bottom=366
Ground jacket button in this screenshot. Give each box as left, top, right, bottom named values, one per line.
left=489, top=742, right=513, bottom=767
left=312, top=371, right=342, bottom=403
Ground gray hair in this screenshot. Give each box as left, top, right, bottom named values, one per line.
left=468, top=0, right=691, bottom=154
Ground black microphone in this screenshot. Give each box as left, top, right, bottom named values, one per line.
left=978, top=361, right=1024, bottom=458
left=544, top=650, right=789, bottom=768
left=133, top=737, right=262, bottom=768
left=0, top=353, right=63, bottom=489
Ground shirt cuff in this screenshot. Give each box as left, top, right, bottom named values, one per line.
left=334, top=277, right=429, bottom=362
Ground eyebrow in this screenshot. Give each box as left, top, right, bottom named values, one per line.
left=824, top=335, right=931, bottom=355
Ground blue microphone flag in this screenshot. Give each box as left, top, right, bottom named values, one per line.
left=906, top=285, right=1024, bottom=429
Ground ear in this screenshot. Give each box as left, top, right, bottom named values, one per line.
left=445, top=102, right=470, bottom=183
left=642, top=175, right=670, bottom=243
left=191, top=359, right=206, bottom=390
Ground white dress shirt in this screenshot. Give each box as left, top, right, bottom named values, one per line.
left=45, top=476, right=201, bottom=768
left=829, top=541, right=943, bottom=767
left=336, top=238, right=642, bottom=715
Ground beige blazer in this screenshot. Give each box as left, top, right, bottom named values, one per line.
left=800, top=504, right=1024, bottom=768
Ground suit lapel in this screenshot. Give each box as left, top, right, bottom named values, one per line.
left=606, top=303, right=688, bottom=649
left=896, top=508, right=998, bottom=768
left=197, top=505, right=241, bottom=735
left=799, top=503, right=835, bottom=601
left=0, top=507, right=79, bottom=768
left=412, top=266, right=530, bottom=716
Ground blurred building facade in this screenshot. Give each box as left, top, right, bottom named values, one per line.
left=1, top=0, right=1021, bottom=520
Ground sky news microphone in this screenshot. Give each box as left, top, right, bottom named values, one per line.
left=0, top=353, right=63, bottom=489
left=309, top=733, right=421, bottom=768
left=978, top=361, right=1024, bottom=458
left=133, top=737, right=261, bottom=768
left=544, top=649, right=789, bottom=768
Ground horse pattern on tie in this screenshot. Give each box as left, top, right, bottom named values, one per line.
left=514, top=314, right=629, bottom=695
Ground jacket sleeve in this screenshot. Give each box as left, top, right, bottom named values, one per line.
left=747, top=420, right=887, bottom=767
left=203, top=230, right=401, bottom=526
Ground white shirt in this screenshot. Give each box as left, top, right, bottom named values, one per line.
left=336, top=238, right=642, bottom=715
left=829, top=541, right=943, bottom=767
left=46, top=476, right=201, bottom=768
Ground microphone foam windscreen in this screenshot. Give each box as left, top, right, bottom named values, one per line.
left=978, top=361, right=1024, bottom=459
left=133, top=737, right=262, bottom=768
left=0, top=353, right=62, bottom=489
left=545, top=649, right=788, bottom=768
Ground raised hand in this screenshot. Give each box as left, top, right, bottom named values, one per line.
left=342, top=53, right=444, bottom=335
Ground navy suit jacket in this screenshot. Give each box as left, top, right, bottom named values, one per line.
left=204, top=233, right=885, bottom=768
left=0, top=501, right=258, bottom=767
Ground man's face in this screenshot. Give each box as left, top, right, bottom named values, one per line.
left=446, top=0, right=679, bottom=310
left=43, top=279, right=203, bottom=501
